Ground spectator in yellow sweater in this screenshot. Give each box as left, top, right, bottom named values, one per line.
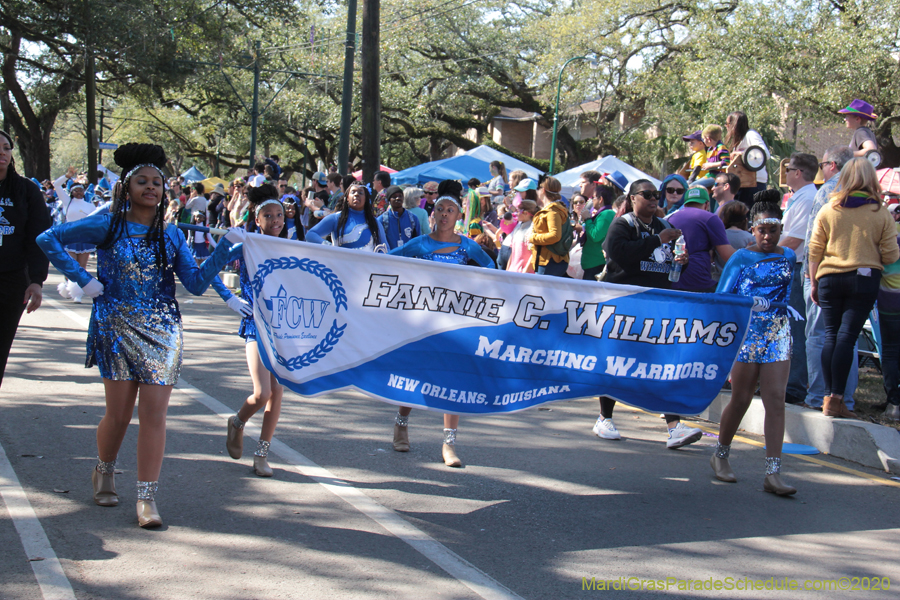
left=529, top=177, right=570, bottom=276
left=807, top=157, right=900, bottom=418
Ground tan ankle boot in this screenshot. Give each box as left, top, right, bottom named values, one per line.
left=253, top=455, right=273, bottom=477
left=823, top=395, right=856, bottom=418
left=136, top=500, right=163, bottom=528
left=226, top=416, right=244, bottom=459
left=764, top=473, right=797, bottom=496
left=442, top=443, right=462, bottom=468
left=710, top=454, right=737, bottom=483
left=92, top=468, right=118, bottom=507
left=393, top=424, right=410, bottom=452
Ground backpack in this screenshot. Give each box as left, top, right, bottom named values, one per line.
left=543, top=214, right=575, bottom=256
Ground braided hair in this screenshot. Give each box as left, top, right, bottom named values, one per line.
left=101, top=143, right=168, bottom=270
left=749, top=200, right=782, bottom=224
left=336, top=183, right=380, bottom=247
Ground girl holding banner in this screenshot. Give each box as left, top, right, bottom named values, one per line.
left=306, top=183, right=387, bottom=250
left=36, top=143, right=237, bottom=528
left=216, top=184, right=292, bottom=478
left=713, top=202, right=797, bottom=496
left=388, top=193, right=496, bottom=467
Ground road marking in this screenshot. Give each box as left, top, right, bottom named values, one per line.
left=0, top=442, right=77, bottom=600
left=46, top=293, right=523, bottom=600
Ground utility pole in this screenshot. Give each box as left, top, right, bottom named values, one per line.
left=98, top=98, right=105, bottom=164
left=360, top=0, right=380, bottom=183
left=337, top=0, right=358, bottom=175
left=249, top=41, right=261, bottom=171
left=84, top=0, right=97, bottom=185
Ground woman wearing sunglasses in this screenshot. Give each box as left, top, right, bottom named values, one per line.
left=658, top=174, right=688, bottom=214
left=596, top=179, right=702, bottom=449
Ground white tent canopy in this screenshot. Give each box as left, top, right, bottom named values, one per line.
left=555, top=156, right=661, bottom=197
left=462, top=145, right=543, bottom=181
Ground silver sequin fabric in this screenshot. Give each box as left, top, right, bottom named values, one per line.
left=136, top=480, right=158, bottom=501
left=255, top=440, right=271, bottom=457
left=95, top=458, right=116, bottom=475
left=443, top=428, right=457, bottom=445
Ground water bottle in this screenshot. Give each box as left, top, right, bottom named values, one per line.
left=668, top=235, right=686, bottom=282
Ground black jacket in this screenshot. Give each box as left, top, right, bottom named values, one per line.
left=0, top=174, right=51, bottom=284
left=602, top=213, right=674, bottom=289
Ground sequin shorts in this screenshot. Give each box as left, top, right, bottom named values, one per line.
left=737, top=313, right=791, bottom=363
left=87, top=300, right=183, bottom=385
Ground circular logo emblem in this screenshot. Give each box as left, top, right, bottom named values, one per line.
left=251, top=257, right=347, bottom=371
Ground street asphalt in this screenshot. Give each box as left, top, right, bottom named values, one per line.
left=1, top=272, right=898, bottom=600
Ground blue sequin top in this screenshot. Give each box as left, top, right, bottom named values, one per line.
left=717, top=247, right=795, bottom=363
left=37, top=214, right=235, bottom=383
left=389, top=235, right=496, bottom=268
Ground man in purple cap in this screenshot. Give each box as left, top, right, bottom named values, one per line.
left=838, top=99, right=878, bottom=157
left=682, top=131, right=708, bottom=182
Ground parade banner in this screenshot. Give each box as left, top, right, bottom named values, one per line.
left=240, top=235, right=754, bottom=415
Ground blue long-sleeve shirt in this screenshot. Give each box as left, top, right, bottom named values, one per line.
left=306, top=208, right=387, bottom=250
left=36, top=213, right=234, bottom=294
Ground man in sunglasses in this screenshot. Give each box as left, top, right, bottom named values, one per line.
left=801, top=145, right=856, bottom=411
left=779, top=153, right=819, bottom=405
left=712, top=173, right=740, bottom=218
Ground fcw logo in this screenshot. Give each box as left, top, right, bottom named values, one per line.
left=264, top=285, right=330, bottom=330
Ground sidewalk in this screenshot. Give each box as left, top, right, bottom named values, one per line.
left=699, top=392, right=900, bottom=475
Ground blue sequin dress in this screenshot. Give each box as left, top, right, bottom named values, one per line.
left=388, top=235, right=496, bottom=268
left=716, top=247, right=796, bottom=363
left=37, top=214, right=235, bottom=384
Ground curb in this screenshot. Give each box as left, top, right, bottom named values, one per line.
left=698, top=392, right=900, bottom=475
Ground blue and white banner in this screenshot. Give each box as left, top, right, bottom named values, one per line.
left=240, top=235, right=754, bottom=416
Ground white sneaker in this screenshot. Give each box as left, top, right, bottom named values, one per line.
left=592, top=417, right=621, bottom=440
left=885, top=404, right=900, bottom=421
left=667, top=422, right=702, bottom=449
left=57, top=281, right=72, bottom=299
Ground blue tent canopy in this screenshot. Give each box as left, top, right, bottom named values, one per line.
left=392, top=155, right=493, bottom=187
left=462, top=145, right=543, bottom=180
left=180, top=166, right=206, bottom=183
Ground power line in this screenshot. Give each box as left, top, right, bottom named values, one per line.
left=381, top=50, right=506, bottom=77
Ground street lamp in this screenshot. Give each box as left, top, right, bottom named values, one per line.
left=549, top=55, right=597, bottom=175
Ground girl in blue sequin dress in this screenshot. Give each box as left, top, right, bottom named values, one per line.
left=214, top=184, right=293, bottom=478
left=712, top=201, right=797, bottom=495
left=37, top=144, right=237, bottom=528
left=388, top=191, right=496, bottom=467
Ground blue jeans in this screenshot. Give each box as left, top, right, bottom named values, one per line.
left=818, top=271, right=879, bottom=398
left=878, top=310, right=900, bottom=405
left=537, top=260, right=569, bottom=277
left=804, top=276, right=858, bottom=408
left=786, top=263, right=808, bottom=401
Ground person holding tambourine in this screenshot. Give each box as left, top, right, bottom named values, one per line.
left=725, top=111, right=770, bottom=209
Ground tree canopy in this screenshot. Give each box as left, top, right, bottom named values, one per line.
left=4, top=0, right=900, bottom=180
